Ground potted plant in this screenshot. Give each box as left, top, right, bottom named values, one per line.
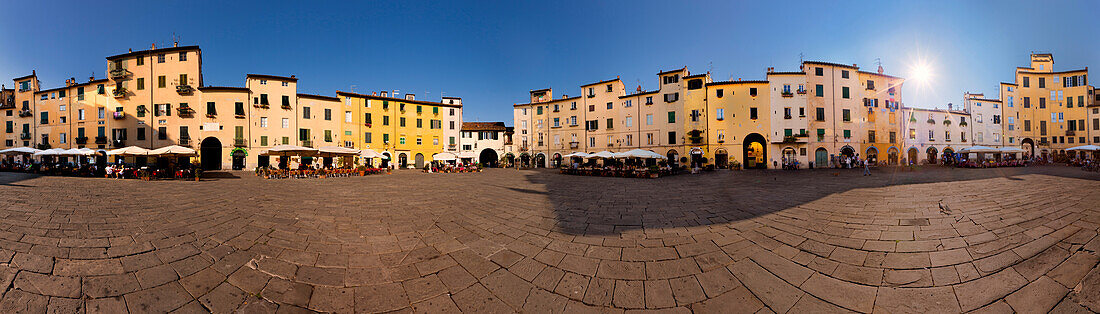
left=729, top=160, right=742, bottom=170
left=356, top=165, right=367, bottom=176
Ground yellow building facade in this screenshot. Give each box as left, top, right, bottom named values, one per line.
left=336, top=91, right=458, bottom=169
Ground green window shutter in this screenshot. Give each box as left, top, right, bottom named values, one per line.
left=842, top=87, right=850, bottom=99
left=816, top=85, right=824, bottom=97
left=668, top=112, right=675, bottom=123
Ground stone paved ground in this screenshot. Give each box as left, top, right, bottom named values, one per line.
left=0, top=166, right=1098, bottom=313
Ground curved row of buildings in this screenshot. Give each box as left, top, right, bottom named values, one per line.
left=512, top=53, right=1097, bottom=169
left=0, top=43, right=515, bottom=170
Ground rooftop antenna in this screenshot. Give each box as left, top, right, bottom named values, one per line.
left=350, top=84, right=357, bottom=93
left=874, top=58, right=882, bottom=68
left=708, top=61, right=713, bottom=74
left=799, top=52, right=804, bottom=63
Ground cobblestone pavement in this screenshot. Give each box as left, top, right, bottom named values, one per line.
left=0, top=166, right=1098, bottom=313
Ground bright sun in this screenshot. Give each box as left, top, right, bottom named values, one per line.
left=910, top=63, right=932, bottom=83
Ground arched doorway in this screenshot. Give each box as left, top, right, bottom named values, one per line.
left=907, top=148, right=918, bottom=165
left=414, top=153, right=425, bottom=169
left=1021, top=138, right=1034, bottom=158
left=381, top=152, right=391, bottom=168
left=714, top=148, right=729, bottom=169
left=743, top=133, right=767, bottom=169
left=503, top=153, right=514, bottom=167
left=398, top=153, right=408, bottom=168
left=231, top=148, right=247, bottom=170
left=887, top=147, right=899, bottom=165
left=552, top=153, right=562, bottom=168
left=782, top=147, right=797, bottom=168
left=519, top=153, right=530, bottom=167
left=666, top=149, right=679, bottom=168
left=942, top=147, right=955, bottom=165
left=534, top=153, right=546, bottom=168
left=840, top=145, right=855, bottom=158
left=200, top=137, right=222, bottom=170
left=926, top=147, right=939, bottom=164
left=479, top=149, right=498, bottom=167
left=814, top=148, right=828, bottom=168
left=865, top=147, right=879, bottom=165
left=690, top=147, right=705, bottom=168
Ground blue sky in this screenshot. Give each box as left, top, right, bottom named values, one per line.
left=1, top=1, right=1097, bottom=124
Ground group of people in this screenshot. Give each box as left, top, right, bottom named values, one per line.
left=0, top=157, right=199, bottom=180
left=561, top=158, right=673, bottom=178
left=424, top=162, right=482, bottom=173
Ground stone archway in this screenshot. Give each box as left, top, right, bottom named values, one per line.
left=1021, top=138, right=1035, bottom=158
left=815, top=147, right=828, bottom=168
left=200, top=137, right=222, bottom=170
left=398, top=153, right=408, bottom=168
left=742, top=133, right=767, bottom=169
left=714, top=148, right=729, bottom=169
left=887, top=146, right=899, bottom=165
left=414, top=153, right=425, bottom=169
left=926, top=146, right=939, bottom=164
left=907, top=147, right=919, bottom=165
left=865, top=146, right=879, bottom=165
left=479, top=149, right=498, bottom=167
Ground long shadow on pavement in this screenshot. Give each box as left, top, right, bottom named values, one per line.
left=524, top=165, right=1100, bottom=236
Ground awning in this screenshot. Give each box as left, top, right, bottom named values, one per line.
left=456, top=151, right=477, bottom=159
left=0, top=147, right=42, bottom=155
left=107, top=146, right=151, bottom=156
left=260, top=145, right=317, bottom=156
left=587, top=151, right=615, bottom=159
left=32, top=148, right=66, bottom=156
left=316, top=146, right=359, bottom=156
left=148, top=145, right=198, bottom=157
left=562, top=152, right=589, bottom=158
left=433, top=152, right=457, bottom=161
left=998, top=147, right=1026, bottom=153
left=1066, top=145, right=1100, bottom=151
left=59, top=148, right=97, bottom=156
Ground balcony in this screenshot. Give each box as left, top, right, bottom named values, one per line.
left=179, top=137, right=191, bottom=146
left=781, top=91, right=794, bottom=98
left=19, top=133, right=31, bottom=140
left=776, top=134, right=809, bottom=144
left=109, top=68, right=131, bottom=79
left=1067, top=130, right=1076, bottom=136
left=176, top=85, right=194, bottom=95
left=177, top=106, right=194, bottom=117
left=113, top=87, right=128, bottom=98
left=95, top=136, right=108, bottom=144
left=302, top=140, right=314, bottom=148
left=113, top=112, right=125, bottom=120
left=234, top=138, right=247, bottom=147
left=796, top=89, right=807, bottom=95
left=235, top=113, right=247, bottom=119
left=112, top=139, right=125, bottom=148
left=281, top=103, right=292, bottom=110
left=254, top=103, right=269, bottom=109
left=75, top=137, right=88, bottom=145
left=35, top=143, right=50, bottom=150
left=18, top=110, right=32, bottom=118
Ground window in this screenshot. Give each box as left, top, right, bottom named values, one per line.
left=1038, top=77, right=1045, bottom=88
left=1039, top=97, right=1045, bottom=108
left=815, top=67, right=823, bottom=76
left=841, top=87, right=850, bottom=99
left=909, top=128, right=916, bottom=139
left=815, top=108, right=825, bottom=121
left=843, top=130, right=851, bottom=139
left=302, top=106, right=311, bottom=119
left=928, top=130, right=934, bottom=141
left=606, top=84, right=613, bottom=92
left=400, top=117, right=406, bottom=127
left=383, top=116, right=390, bottom=126
left=98, top=108, right=105, bottom=119
left=589, top=137, right=595, bottom=147
left=605, top=118, right=613, bottom=129
left=606, top=102, right=612, bottom=110
left=687, top=79, right=703, bottom=90
left=553, top=117, right=560, bottom=127
left=235, top=102, right=245, bottom=116
left=624, top=100, right=631, bottom=108
left=625, top=116, right=633, bottom=127
left=750, top=88, right=758, bottom=97
left=716, top=109, right=724, bottom=121
left=749, top=108, right=758, bottom=120
left=716, top=89, right=724, bottom=98
left=158, top=76, right=166, bottom=88
left=842, top=109, right=851, bottom=122
left=663, top=93, right=679, bottom=102
left=417, top=119, right=423, bottom=128
left=260, top=117, right=268, bottom=127
left=667, top=111, right=676, bottom=123
left=668, top=132, right=676, bottom=145
left=135, top=128, right=145, bottom=141
left=646, top=114, right=653, bottom=125
left=157, top=54, right=165, bottom=63
left=178, top=51, right=187, bottom=61
left=136, top=78, right=145, bottom=90
left=282, top=118, right=289, bottom=128
left=136, top=57, right=144, bottom=66
left=690, top=110, right=700, bottom=122
left=866, top=80, right=875, bottom=90
left=645, top=97, right=653, bottom=105
left=78, top=109, right=85, bottom=120
left=815, top=84, right=824, bottom=97
left=1022, top=76, right=1029, bottom=87
left=282, top=95, right=291, bottom=108
left=158, top=127, right=167, bottom=140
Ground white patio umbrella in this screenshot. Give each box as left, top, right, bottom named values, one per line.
left=998, top=147, right=1026, bottom=153
left=58, top=148, right=96, bottom=156
left=358, top=148, right=383, bottom=158
left=958, top=146, right=1000, bottom=154
left=562, top=152, right=589, bottom=158
left=316, top=146, right=359, bottom=157
left=433, top=152, right=457, bottom=161
left=107, top=146, right=151, bottom=156
left=0, top=147, right=41, bottom=155
left=32, top=148, right=65, bottom=157
left=456, top=151, right=477, bottom=159
left=148, top=145, right=198, bottom=157
left=587, top=151, right=615, bottom=159
left=619, top=149, right=666, bottom=159
left=1066, top=145, right=1100, bottom=151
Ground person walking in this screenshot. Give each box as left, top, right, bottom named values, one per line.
left=863, top=158, right=871, bottom=176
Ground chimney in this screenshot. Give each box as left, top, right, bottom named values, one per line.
left=405, top=94, right=415, bottom=100
left=380, top=91, right=388, bottom=97
left=128, top=48, right=133, bottom=53
left=853, top=64, right=858, bottom=67
left=372, top=92, right=377, bottom=96
left=290, top=75, right=295, bottom=79
left=877, top=65, right=884, bottom=74
left=151, top=43, right=156, bottom=50
left=89, top=76, right=95, bottom=82
left=173, top=41, right=178, bottom=48
left=948, top=103, right=953, bottom=111
left=767, top=67, right=774, bottom=73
